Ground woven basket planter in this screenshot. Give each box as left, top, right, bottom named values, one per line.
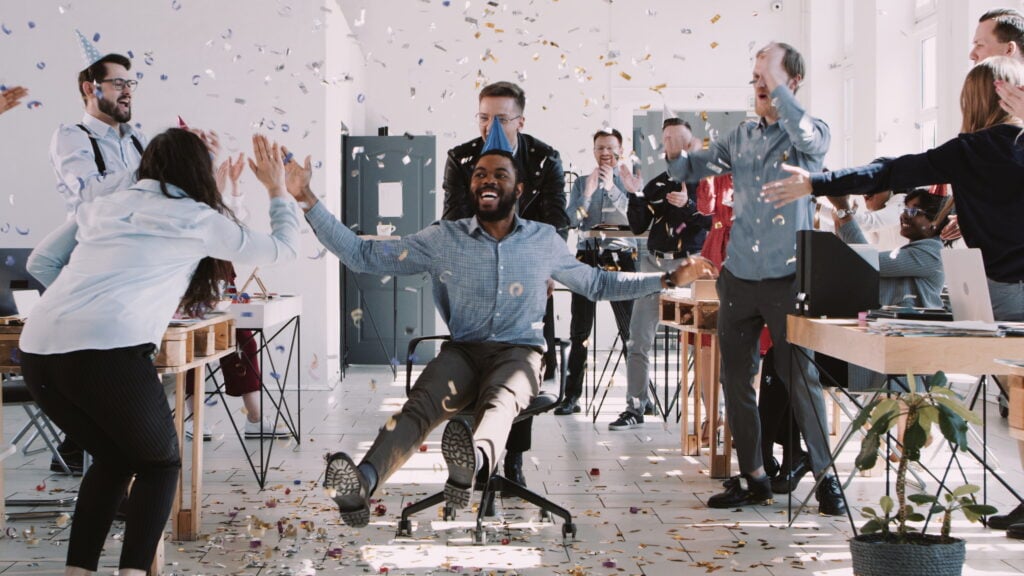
left=850, top=534, right=966, bottom=576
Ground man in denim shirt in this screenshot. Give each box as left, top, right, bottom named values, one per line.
left=287, top=150, right=716, bottom=527
left=665, top=43, right=845, bottom=516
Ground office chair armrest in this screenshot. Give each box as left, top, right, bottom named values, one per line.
left=405, top=335, right=452, bottom=394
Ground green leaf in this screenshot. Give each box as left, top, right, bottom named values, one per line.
left=964, top=504, right=999, bottom=517
left=903, top=420, right=927, bottom=460
left=927, top=371, right=948, bottom=389
left=936, top=403, right=970, bottom=449
left=927, top=384, right=957, bottom=398
left=880, top=495, right=893, bottom=514
left=861, top=519, right=882, bottom=534
left=871, top=398, right=901, bottom=424
left=934, top=395, right=980, bottom=425
left=930, top=504, right=945, bottom=514
left=907, top=493, right=936, bottom=505
left=850, top=398, right=881, bottom=431
left=861, top=507, right=877, bottom=519
left=856, top=432, right=881, bottom=470
left=906, top=512, right=926, bottom=523
left=917, top=405, right=939, bottom=431
left=952, top=484, right=980, bottom=498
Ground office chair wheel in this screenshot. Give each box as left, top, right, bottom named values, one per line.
left=443, top=505, right=457, bottom=521
left=540, top=509, right=553, bottom=523
left=999, top=392, right=1009, bottom=418
left=473, top=526, right=486, bottom=544
left=562, top=522, right=577, bottom=541
left=396, top=519, right=413, bottom=537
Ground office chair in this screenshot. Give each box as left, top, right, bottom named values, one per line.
left=396, top=335, right=576, bottom=544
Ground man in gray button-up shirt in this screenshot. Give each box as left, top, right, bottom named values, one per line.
left=666, top=42, right=846, bottom=516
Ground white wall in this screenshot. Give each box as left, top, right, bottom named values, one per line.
left=0, top=0, right=365, bottom=384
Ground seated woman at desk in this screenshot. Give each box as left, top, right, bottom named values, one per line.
left=832, top=187, right=947, bottom=393
left=20, top=130, right=299, bottom=576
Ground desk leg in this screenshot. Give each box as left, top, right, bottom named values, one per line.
left=172, top=368, right=204, bottom=541
left=171, top=374, right=186, bottom=540
left=681, top=337, right=698, bottom=455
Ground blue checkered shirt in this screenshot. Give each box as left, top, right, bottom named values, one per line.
left=305, top=202, right=664, bottom=348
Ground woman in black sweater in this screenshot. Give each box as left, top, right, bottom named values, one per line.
left=762, top=56, right=1024, bottom=322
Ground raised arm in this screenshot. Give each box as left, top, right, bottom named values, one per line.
left=26, top=220, right=78, bottom=287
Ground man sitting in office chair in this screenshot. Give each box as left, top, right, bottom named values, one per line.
left=284, top=133, right=718, bottom=527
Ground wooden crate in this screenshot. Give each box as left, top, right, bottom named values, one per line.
left=0, top=336, right=21, bottom=368
left=193, top=326, right=216, bottom=357
left=214, top=319, right=236, bottom=349
left=1009, top=375, right=1024, bottom=433
left=156, top=331, right=194, bottom=368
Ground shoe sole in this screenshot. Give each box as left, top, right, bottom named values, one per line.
left=244, top=431, right=291, bottom=438
left=707, top=496, right=774, bottom=508
left=818, top=505, right=848, bottom=517
left=441, top=420, right=476, bottom=510
left=323, top=453, right=369, bottom=528
left=608, top=421, right=642, bottom=431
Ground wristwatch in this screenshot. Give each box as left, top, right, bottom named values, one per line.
left=663, top=272, right=677, bottom=289
left=835, top=206, right=857, bottom=219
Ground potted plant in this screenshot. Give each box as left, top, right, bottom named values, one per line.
left=848, top=371, right=998, bottom=576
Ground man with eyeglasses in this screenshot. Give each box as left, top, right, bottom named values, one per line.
left=442, top=81, right=569, bottom=489
left=50, top=52, right=148, bottom=216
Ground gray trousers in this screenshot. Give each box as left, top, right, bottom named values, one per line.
left=363, top=341, right=542, bottom=485
left=989, top=277, right=1024, bottom=321
left=625, top=252, right=687, bottom=415
left=716, top=267, right=832, bottom=476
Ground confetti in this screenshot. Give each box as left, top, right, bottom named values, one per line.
left=191, top=74, right=200, bottom=85
left=772, top=214, right=785, bottom=226
left=15, top=226, right=29, bottom=235
left=350, top=308, right=363, bottom=325
left=4, top=255, right=14, bottom=266
left=36, top=61, right=45, bottom=70
left=356, top=93, right=366, bottom=103
left=508, top=282, right=524, bottom=297
left=619, top=71, right=632, bottom=81
left=710, top=41, right=719, bottom=49
left=711, top=13, right=721, bottom=23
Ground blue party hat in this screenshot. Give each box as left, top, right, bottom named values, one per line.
left=75, top=29, right=103, bottom=67
left=481, top=116, right=513, bottom=153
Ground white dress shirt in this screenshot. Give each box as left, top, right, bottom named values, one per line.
left=49, top=113, right=148, bottom=215
left=22, top=179, right=299, bottom=354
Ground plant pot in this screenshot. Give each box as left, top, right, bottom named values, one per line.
left=849, top=533, right=966, bottom=576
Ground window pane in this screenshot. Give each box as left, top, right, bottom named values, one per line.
left=921, top=36, right=937, bottom=110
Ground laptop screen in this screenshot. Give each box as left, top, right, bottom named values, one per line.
left=941, top=248, right=994, bottom=322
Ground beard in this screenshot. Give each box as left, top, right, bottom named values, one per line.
left=472, top=186, right=517, bottom=222
left=98, top=95, right=132, bottom=123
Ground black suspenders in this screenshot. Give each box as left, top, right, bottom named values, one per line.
left=75, top=123, right=144, bottom=174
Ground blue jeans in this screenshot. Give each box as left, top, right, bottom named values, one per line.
left=988, top=278, right=1024, bottom=321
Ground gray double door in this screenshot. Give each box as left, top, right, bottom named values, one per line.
left=341, top=135, right=437, bottom=366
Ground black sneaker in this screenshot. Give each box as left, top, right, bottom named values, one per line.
left=988, top=503, right=1024, bottom=529
left=323, top=452, right=372, bottom=528
left=708, top=473, right=773, bottom=508
left=609, top=411, right=643, bottom=431
left=815, top=474, right=848, bottom=517
left=1008, top=522, right=1024, bottom=540
left=441, top=419, right=477, bottom=509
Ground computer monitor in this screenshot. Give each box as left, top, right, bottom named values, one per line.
left=795, top=230, right=880, bottom=318
left=0, top=248, right=46, bottom=316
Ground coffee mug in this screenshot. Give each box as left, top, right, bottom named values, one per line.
left=376, top=223, right=396, bottom=236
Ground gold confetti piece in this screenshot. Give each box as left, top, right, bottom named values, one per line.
left=639, top=103, right=652, bottom=110
left=508, top=282, right=524, bottom=297
left=398, top=249, right=409, bottom=261
left=55, top=513, right=70, bottom=527
left=620, top=71, right=632, bottom=81
left=448, top=380, right=458, bottom=395
left=710, top=41, right=719, bottom=49
left=701, top=110, right=709, bottom=121
left=650, top=83, right=667, bottom=93
left=384, top=415, right=397, bottom=431
left=711, top=14, right=721, bottom=23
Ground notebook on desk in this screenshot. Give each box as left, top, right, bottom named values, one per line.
left=941, top=248, right=994, bottom=323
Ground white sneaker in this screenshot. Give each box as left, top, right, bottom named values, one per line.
left=184, top=425, right=213, bottom=442
left=244, top=417, right=290, bottom=438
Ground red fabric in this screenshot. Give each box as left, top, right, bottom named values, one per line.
left=699, top=174, right=734, bottom=269
left=759, top=326, right=772, bottom=356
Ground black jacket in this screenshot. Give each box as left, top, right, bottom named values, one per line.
left=442, top=132, right=570, bottom=239
left=628, top=171, right=711, bottom=255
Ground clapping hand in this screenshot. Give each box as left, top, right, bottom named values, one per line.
left=669, top=255, right=718, bottom=287
left=247, top=134, right=287, bottom=198
left=281, top=146, right=316, bottom=210
left=0, top=86, right=28, bottom=116
left=760, top=163, right=813, bottom=208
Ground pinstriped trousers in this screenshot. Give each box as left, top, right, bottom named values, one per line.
left=21, top=344, right=181, bottom=571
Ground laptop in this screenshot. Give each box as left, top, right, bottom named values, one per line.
left=11, top=289, right=41, bottom=320
left=941, top=248, right=994, bottom=322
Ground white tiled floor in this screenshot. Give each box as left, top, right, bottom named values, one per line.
left=2, top=364, right=1023, bottom=575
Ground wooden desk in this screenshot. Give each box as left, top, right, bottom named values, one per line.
left=659, top=288, right=733, bottom=479
left=786, top=315, right=1022, bottom=375
left=1001, top=361, right=1024, bottom=441
left=0, top=315, right=236, bottom=543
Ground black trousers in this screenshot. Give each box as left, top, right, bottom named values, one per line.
left=758, top=348, right=806, bottom=474
left=565, top=249, right=636, bottom=400
left=21, top=345, right=181, bottom=571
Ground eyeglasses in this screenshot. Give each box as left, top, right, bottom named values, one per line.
left=594, top=145, right=621, bottom=154
left=901, top=206, right=932, bottom=218
left=95, top=78, right=138, bottom=91
left=475, top=113, right=521, bottom=126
